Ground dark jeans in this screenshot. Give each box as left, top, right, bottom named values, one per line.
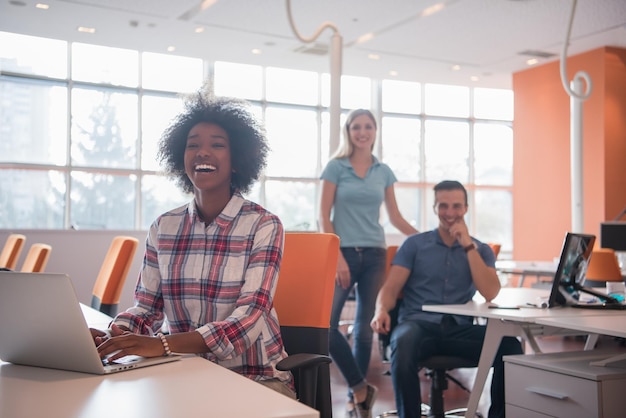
left=329, top=247, right=386, bottom=395
left=390, top=316, right=523, bottom=418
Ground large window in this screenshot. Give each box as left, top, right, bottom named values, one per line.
left=0, top=32, right=514, bottom=254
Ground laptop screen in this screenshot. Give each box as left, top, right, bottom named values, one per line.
left=547, top=232, right=596, bottom=308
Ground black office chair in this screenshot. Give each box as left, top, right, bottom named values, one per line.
left=377, top=304, right=483, bottom=418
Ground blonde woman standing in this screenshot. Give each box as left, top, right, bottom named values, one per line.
left=319, top=109, right=418, bottom=418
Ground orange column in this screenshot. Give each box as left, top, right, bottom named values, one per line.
left=512, top=47, right=626, bottom=261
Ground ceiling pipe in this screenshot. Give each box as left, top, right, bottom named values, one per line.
left=560, top=0, right=592, bottom=233
left=285, top=0, right=342, bottom=157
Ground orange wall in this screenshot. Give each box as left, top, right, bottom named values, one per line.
left=512, top=47, right=626, bottom=260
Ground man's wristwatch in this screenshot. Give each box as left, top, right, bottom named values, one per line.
left=463, top=243, right=477, bottom=253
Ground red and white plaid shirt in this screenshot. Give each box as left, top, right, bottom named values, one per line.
left=114, top=192, right=292, bottom=386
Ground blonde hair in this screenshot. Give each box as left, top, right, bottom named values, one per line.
left=331, top=109, right=377, bottom=159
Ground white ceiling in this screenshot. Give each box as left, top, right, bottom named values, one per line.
left=1, top=0, right=626, bottom=89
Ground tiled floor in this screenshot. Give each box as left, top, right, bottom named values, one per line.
left=329, top=330, right=624, bottom=418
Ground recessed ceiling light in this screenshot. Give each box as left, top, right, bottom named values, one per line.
left=451, top=64, right=461, bottom=71
left=368, top=54, right=380, bottom=60
left=470, top=76, right=479, bottom=82
left=389, top=70, right=398, bottom=76
left=422, top=2, right=445, bottom=17
left=35, top=3, right=49, bottom=9
left=356, top=32, right=374, bottom=44
left=251, top=48, right=262, bottom=55
left=526, top=58, right=539, bottom=66
left=167, top=46, right=176, bottom=52
left=194, top=27, right=205, bottom=33
left=77, top=26, right=96, bottom=34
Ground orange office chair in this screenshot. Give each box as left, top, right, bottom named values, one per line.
left=0, top=234, right=26, bottom=271
left=487, top=243, right=501, bottom=259
left=584, top=248, right=623, bottom=288
left=274, top=232, right=339, bottom=418
left=20, top=243, right=52, bottom=273
left=91, top=236, right=139, bottom=316
left=385, top=245, right=399, bottom=277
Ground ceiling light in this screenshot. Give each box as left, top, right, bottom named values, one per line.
left=35, top=3, right=49, bottom=9
left=167, top=46, right=176, bottom=52
left=251, top=48, right=262, bottom=55
left=470, top=76, right=479, bottom=82
left=77, top=26, right=96, bottom=34
left=389, top=70, right=398, bottom=76
left=200, top=0, right=218, bottom=11
left=451, top=64, right=461, bottom=71
left=356, top=32, right=374, bottom=44
left=368, top=54, right=380, bottom=60
left=526, top=58, right=539, bottom=66
left=194, top=27, right=205, bottom=33
left=422, top=2, right=445, bottom=17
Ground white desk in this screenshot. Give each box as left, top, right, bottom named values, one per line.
left=495, top=260, right=557, bottom=287
left=0, top=305, right=318, bottom=418
left=535, top=314, right=626, bottom=368
left=423, top=288, right=626, bottom=418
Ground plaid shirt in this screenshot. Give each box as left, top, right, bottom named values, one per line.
left=114, top=193, right=292, bottom=386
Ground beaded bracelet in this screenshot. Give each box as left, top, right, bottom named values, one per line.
left=156, top=332, right=172, bottom=356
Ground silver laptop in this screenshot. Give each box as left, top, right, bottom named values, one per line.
left=0, top=272, right=180, bottom=374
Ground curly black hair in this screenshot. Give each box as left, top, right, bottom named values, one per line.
left=157, top=88, right=268, bottom=195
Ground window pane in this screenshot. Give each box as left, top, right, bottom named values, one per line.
left=474, top=88, right=513, bottom=121
left=0, top=79, right=67, bottom=165
left=321, top=74, right=372, bottom=109
left=382, top=80, right=421, bottom=114
left=142, top=94, right=185, bottom=171
left=141, top=174, right=190, bottom=229
left=381, top=117, right=421, bottom=181
left=70, top=171, right=136, bottom=229
left=340, top=75, right=371, bottom=110
left=320, top=111, right=347, bottom=167
left=142, top=52, right=203, bottom=93
left=264, top=180, right=316, bottom=231
left=381, top=186, right=421, bottom=234
left=266, top=67, right=318, bottom=105
left=265, top=107, right=317, bottom=177
left=214, top=61, right=262, bottom=100
left=71, top=88, right=138, bottom=169
left=0, top=32, right=67, bottom=78
left=424, top=84, right=469, bottom=117
left=424, top=120, right=469, bottom=183
left=0, top=169, right=65, bottom=228
left=72, top=43, right=138, bottom=87
left=474, top=123, right=513, bottom=186
left=425, top=186, right=439, bottom=231
left=475, top=189, right=512, bottom=252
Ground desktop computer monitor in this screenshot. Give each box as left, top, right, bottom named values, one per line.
left=600, top=222, right=626, bottom=251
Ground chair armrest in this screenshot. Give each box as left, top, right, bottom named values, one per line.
left=276, top=352, right=331, bottom=371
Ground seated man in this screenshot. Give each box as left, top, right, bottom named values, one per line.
left=370, top=180, right=522, bottom=418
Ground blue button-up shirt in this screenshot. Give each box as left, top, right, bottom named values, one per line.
left=393, top=229, right=495, bottom=325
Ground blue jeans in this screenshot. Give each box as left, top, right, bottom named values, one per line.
left=390, top=316, right=523, bottom=418
left=329, top=247, right=386, bottom=396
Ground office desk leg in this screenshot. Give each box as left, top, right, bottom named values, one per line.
left=464, top=319, right=524, bottom=418
left=585, top=333, right=599, bottom=350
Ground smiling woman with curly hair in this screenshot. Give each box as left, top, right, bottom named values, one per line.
left=158, top=89, right=268, bottom=195
left=91, top=86, right=296, bottom=400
